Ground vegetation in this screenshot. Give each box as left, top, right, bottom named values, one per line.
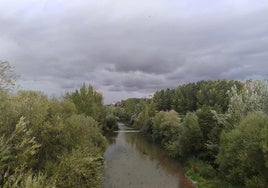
left=65, top=83, right=105, bottom=123
left=152, top=110, right=181, bottom=146
left=0, top=61, right=109, bottom=187
left=118, top=79, right=268, bottom=188
left=1, top=60, right=267, bottom=187
left=217, top=112, right=268, bottom=187
left=154, top=80, right=243, bottom=114
left=103, top=114, right=118, bottom=132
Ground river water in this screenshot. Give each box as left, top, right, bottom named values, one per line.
left=102, top=123, right=196, bottom=188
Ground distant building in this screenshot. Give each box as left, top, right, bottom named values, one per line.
left=114, top=101, right=122, bottom=107
left=147, top=94, right=153, bottom=99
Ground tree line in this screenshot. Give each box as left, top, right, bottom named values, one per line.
left=1, top=60, right=267, bottom=187
left=0, top=61, right=118, bottom=187
left=117, top=79, right=268, bottom=187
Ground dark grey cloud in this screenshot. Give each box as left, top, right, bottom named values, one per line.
left=1, top=0, right=268, bottom=103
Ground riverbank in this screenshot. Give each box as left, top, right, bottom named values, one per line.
left=184, top=157, right=245, bottom=188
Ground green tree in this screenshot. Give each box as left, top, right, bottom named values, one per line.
left=153, top=90, right=165, bottom=111
left=179, top=112, right=203, bottom=158
left=92, top=91, right=105, bottom=122
left=54, top=147, right=104, bottom=188
left=217, top=112, right=268, bottom=187
left=153, top=89, right=174, bottom=111
left=0, top=65, right=108, bottom=187
left=103, top=114, right=118, bottom=132
left=52, top=114, right=107, bottom=187
left=152, top=110, right=181, bottom=146
left=196, top=107, right=223, bottom=161
left=66, top=84, right=105, bottom=122
left=133, top=101, right=149, bottom=129
left=172, top=83, right=197, bottom=113
left=196, top=80, right=242, bottom=113
left=62, top=114, right=107, bottom=152
left=13, top=90, right=49, bottom=129
left=121, top=98, right=141, bottom=122
left=228, top=80, right=268, bottom=123
left=0, top=117, right=41, bottom=187
left=46, top=96, right=77, bottom=124
left=0, top=91, right=18, bottom=135
left=0, top=61, right=18, bottom=135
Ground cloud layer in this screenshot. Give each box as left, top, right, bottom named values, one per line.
left=1, top=0, right=268, bottom=103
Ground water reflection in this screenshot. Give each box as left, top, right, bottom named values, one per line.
left=102, top=123, right=195, bottom=188
left=105, top=132, right=118, bottom=145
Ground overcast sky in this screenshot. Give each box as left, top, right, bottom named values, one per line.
left=1, top=0, right=268, bottom=103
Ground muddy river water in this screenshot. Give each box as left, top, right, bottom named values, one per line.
left=102, top=123, right=196, bottom=188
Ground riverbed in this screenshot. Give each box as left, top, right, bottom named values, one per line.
left=102, top=123, right=196, bottom=188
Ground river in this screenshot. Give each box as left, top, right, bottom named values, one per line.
left=102, top=123, right=196, bottom=188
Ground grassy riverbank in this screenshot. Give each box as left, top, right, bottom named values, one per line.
left=184, top=158, right=236, bottom=188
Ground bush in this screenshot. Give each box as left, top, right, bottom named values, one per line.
left=0, top=117, right=43, bottom=187
left=62, top=114, right=107, bottom=152
left=0, top=64, right=108, bottom=187
left=217, top=112, right=268, bottom=187
left=53, top=147, right=104, bottom=188
left=187, top=158, right=217, bottom=179
left=103, top=114, right=118, bottom=132
left=178, top=112, right=203, bottom=158
left=245, top=175, right=267, bottom=188
left=152, top=110, right=181, bottom=145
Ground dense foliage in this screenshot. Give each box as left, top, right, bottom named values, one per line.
left=154, top=80, right=243, bottom=114
left=65, top=83, right=105, bottom=122
left=0, top=61, right=109, bottom=188
left=119, top=79, right=268, bottom=187
left=217, top=112, right=268, bottom=187
left=103, top=114, right=118, bottom=132
left=1, top=60, right=267, bottom=187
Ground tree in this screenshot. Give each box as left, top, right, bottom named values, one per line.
left=13, top=91, right=49, bottom=129
left=153, top=90, right=165, bottom=111
left=217, top=112, right=268, bottom=187
left=152, top=110, right=181, bottom=146
left=121, top=98, right=142, bottom=122
left=54, top=147, right=104, bottom=188
left=0, top=117, right=43, bottom=187
left=52, top=114, right=107, bottom=187
left=196, top=80, right=243, bottom=113
left=178, top=112, right=203, bottom=158
left=62, top=114, right=107, bottom=152
left=228, top=80, right=268, bottom=123
left=46, top=96, right=77, bottom=124
left=0, top=61, right=18, bottom=135
left=103, top=114, right=118, bottom=132
left=0, top=64, right=108, bottom=187
left=153, top=89, right=174, bottom=111
left=195, top=107, right=225, bottom=162
left=92, top=91, right=105, bottom=122
left=65, top=84, right=105, bottom=122
left=172, top=83, right=197, bottom=114
left=153, top=80, right=242, bottom=114
left=133, top=101, right=149, bottom=129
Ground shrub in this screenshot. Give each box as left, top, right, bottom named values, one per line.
left=103, top=114, right=118, bottom=132
left=217, top=112, right=268, bottom=187
left=179, top=112, right=203, bottom=158
left=152, top=110, right=181, bottom=145
left=186, top=158, right=217, bottom=179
